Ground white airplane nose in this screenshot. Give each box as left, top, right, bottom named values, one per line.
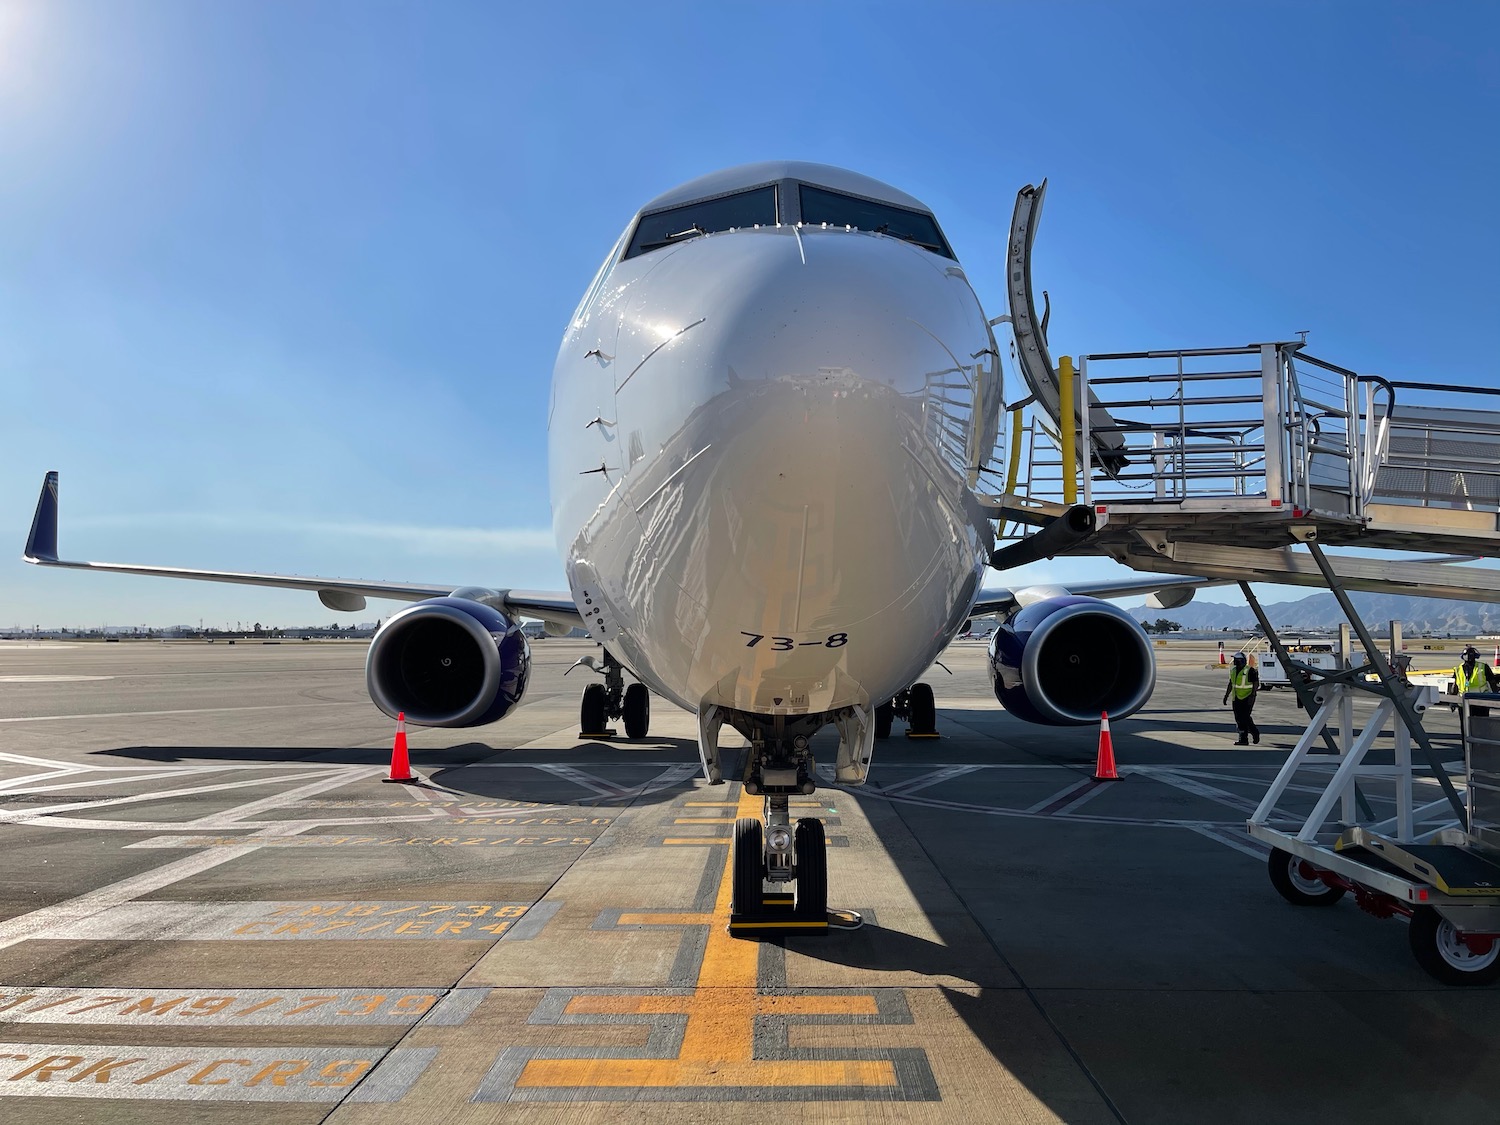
left=602, top=228, right=993, bottom=714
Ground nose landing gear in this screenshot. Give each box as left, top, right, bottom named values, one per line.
left=727, top=720, right=860, bottom=936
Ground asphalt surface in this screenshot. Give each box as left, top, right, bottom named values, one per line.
left=0, top=636, right=1495, bottom=1123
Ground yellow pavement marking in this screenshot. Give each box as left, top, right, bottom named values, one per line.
left=515, top=788, right=900, bottom=1093
left=661, top=838, right=730, bottom=846
left=615, top=913, right=712, bottom=927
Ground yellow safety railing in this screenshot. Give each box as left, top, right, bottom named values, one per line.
left=1059, top=355, right=1077, bottom=504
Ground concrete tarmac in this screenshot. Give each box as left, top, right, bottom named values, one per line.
left=0, top=637, right=1496, bottom=1123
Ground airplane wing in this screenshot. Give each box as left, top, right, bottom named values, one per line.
left=970, top=574, right=1223, bottom=618
left=22, top=472, right=584, bottom=628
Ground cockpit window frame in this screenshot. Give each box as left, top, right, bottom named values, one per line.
left=796, top=184, right=955, bottom=259
left=622, top=182, right=780, bottom=262
left=619, top=174, right=958, bottom=263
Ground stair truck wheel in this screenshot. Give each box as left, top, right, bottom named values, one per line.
left=1409, top=906, right=1500, bottom=986
left=1267, top=849, right=1346, bottom=907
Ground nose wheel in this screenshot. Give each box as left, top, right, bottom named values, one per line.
left=729, top=801, right=856, bottom=936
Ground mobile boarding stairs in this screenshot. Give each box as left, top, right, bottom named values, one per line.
left=981, top=184, right=1500, bottom=981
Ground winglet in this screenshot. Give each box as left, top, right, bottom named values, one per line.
left=23, top=471, right=60, bottom=563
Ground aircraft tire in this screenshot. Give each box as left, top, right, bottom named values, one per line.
left=580, top=683, right=608, bottom=735
left=1409, top=906, right=1500, bottom=986
left=909, top=682, right=936, bottom=734
left=874, top=702, right=894, bottom=740
left=794, top=818, right=827, bottom=919
left=623, top=682, right=650, bottom=738
left=1267, top=849, right=1346, bottom=907
left=732, top=817, right=764, bottom=916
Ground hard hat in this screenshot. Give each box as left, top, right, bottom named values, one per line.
left=1232, top=652, right=1247, bottom=665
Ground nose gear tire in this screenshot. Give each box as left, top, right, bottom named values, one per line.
left=794, top=818, right=828, bottom=919
left=732, top=817, right=765, bottom=917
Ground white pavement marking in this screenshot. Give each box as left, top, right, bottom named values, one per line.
left=1023, top=777, right=1099, bottom=815
left=0, top=752, right=99, bottom=770
left=42, top=902, right=533, bottom=942
left=880, top=764, right=984, bottom=797
left=1189, top=824, right=1272, bottom=861
left=1149, top=769, right=1267, bottom=816
left=0, top=768, right=357, bottom=825
left=0, top=702, right=364, bottom=724
left=184, top=769, right=386, bottom=829
left=1, top=767, right=226, bottom=796
left=533, top=764, right=627, bottom=797
left=0, top=986, right=460, bottom=1027
left=1049, top=782, right=1117, bottom=817
left=0, top=1043, right=436, bottom=1101
left=0, top=675, right=112, bottom=682
left=0, top=769, right=90, bottom=792
left=0, top=769, right=370, bottom=951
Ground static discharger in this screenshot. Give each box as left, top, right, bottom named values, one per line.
left=1093, top=711, right=1118, bottom=781
left=383, top=712, right=418, bottom=784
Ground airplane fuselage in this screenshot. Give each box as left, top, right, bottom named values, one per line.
left=547, top=163, right=999, bottom=720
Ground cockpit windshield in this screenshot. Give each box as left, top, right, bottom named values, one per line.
left=798, top=184, right=953, bottom=259
left=624, top=185, right=778, bottom=260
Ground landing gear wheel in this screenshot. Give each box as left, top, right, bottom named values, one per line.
left=580, top=682, right=608, bottom=735
left=1267, top=849, right=1346, bottom=907
left=794, top=818, right=827, bottom=919
left=874, top=702, right=894, bottom=740
left=623, top=682, right=650, bottom=738
left=1409, top=906, right=1500, bottom=985
left=908, top=682, right=936, bottom=734
left=732, top=818, right=765, bottom=916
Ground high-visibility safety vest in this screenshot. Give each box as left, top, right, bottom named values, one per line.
left=1456, top=663, right=1489, bottom=694
left=1229, top=667, right=1255, bottom=700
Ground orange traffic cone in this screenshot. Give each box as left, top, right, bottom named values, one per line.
left=1093, top=711, right=1119, bottom=780
left=382, top=711, right=418, bottom=784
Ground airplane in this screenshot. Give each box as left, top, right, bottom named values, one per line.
left=24, top=160, right=1212, bottom=929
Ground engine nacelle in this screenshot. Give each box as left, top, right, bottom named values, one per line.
left=366, top=597, right=530, bottom=727
left=987, top=596, right=1155, bottom=725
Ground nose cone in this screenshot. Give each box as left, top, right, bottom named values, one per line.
left=600, top=228, right=992, bottom=713
left=617, top=225, right=975, bottom=404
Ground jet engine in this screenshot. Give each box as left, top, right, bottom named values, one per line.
left=987, top=596, right=1155, bottom=725
left=366, top=597, right=530, bottom=727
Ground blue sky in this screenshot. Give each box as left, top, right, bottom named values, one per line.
left=2, top=0, right=1497, bottom=628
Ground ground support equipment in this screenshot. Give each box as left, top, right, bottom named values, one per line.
left=1250, top=688, right=1500, bottom=984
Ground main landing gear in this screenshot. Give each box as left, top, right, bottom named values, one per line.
left=875, top=682, right=938, bottom=739
left=568, top=648, right=650, bottom=739
left=727, top=716, right=862, bottom=936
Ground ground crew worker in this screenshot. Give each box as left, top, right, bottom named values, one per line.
left=1454, top=645, right=1499, bottom=717
left=1222, top=652, right=1260, bottom=745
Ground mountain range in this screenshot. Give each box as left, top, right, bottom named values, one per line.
left=1126, top=591, right=1500, bottom=634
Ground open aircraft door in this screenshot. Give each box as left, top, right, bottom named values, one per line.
left=1005, top=180, right=1128, bottom=475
